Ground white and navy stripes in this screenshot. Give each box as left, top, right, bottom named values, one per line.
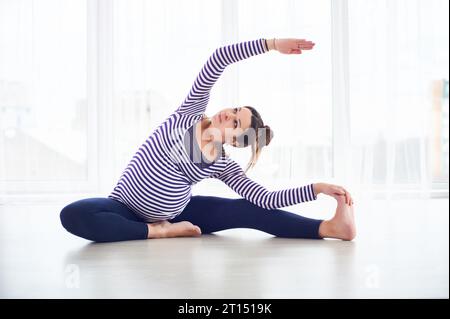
left=109, top=38, right=317, bottom=222
left=211, top=161, right=316, bottom=210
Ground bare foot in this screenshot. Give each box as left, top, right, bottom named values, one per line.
left=147, top=220, right=201, bottom=239
left=327, top=195, right=356, bottom=241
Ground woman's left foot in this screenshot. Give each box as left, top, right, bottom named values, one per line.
left=148, top=220, right=201, bottom=239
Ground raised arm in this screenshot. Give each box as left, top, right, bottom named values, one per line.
left=176, top=38, right=269, bottom=116
left=176, top=38, right=315, bottom=116
left=213, top=159, right=317, bottom=210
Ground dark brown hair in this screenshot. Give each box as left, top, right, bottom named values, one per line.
left=232, top=106, right=274, bottom=173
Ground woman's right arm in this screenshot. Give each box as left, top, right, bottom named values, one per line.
left=213, top=158, right=317, bottom=210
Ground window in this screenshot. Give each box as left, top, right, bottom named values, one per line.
left=232, top=0, right=333, bottom=183
left=347, top=0, right=449, bottom=192
left=0, top=0, right=88, bottom=193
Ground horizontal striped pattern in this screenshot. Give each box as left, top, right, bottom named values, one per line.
left=212, top=160, right=317, bottom=210
left=176, top=39, right=269, bottom=116
left=109, top=39, right=317, bottom=222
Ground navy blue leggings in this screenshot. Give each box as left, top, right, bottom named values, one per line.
left=60, top=196, right=324, bottom=242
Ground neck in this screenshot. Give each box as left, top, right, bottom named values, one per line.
left=199, top=117, right=222, bottom=147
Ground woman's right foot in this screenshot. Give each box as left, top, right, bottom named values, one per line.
left=326, top=195, right=357, bottom=241
left=148, top=220, right=202, bottom=239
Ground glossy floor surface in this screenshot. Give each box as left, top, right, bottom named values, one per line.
left=0, top=197, right=448, bottom=298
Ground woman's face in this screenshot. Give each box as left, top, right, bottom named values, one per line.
left=207, top=107, right=252, bottom=144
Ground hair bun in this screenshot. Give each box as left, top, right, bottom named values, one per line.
left=257, top=125, right=274, bottom=148
left=264, top=125, right=274, bottom=146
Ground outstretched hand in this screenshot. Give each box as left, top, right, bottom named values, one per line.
left=274, top=38, right=315, bottom=55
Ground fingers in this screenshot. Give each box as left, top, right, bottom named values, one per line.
left=325, top=183, right=354, bottom=206
left=296, top=39, right=314, bottom=44
left=333, top=185, right=354, bottom=206
left=343, top=189, right=354, bottom=206
left=345, top=191, right=351, bottom=206
left=296, top=39, right=315, bottom=50
left=297, top=44, right=314, bottom=50
left=279, top=39, right=315, bottom=55
left=332, top=186, right=345, bottom=195
left=340, top=187, right=350, bottom=205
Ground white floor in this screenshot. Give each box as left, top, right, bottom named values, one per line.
left=0, top=195, right=448, bottom=298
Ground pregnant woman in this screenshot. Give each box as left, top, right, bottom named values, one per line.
left=60, top=38, right=356, bottom=243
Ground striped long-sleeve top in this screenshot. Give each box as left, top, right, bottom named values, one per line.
left=109, top=38, right=317, bottom=222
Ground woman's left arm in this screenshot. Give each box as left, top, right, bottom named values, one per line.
left=214, top=159, right=317, bottom=210
left=175, top=39, right=269, bottom=117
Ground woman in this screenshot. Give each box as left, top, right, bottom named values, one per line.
left=60, top=38, right=356, bottom=243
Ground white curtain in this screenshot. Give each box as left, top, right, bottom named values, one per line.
left=347, top=0, right=449, bottom=198
left=0, top=0, right=88, bottom=194
left=110, top=0, right=223, bottom=179
left=108, top=0, right=334, bottom=197
left=228, top=0, right=333, bottom=186
left=0, top=0, right=448, bottom=199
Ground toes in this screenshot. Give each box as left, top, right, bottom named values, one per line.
left=181, top=222, right=201, bottom=237
left=191, top=225, right=202, bottom=236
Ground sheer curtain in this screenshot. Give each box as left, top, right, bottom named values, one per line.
left=110, top=0, right=224, bottom=184
left=347, top=0, right=449, bottom=198
left=109, top=0, right=449, bottom=198
left=0, top=0, right=448, bottom=199
left=108, top=0, right=333, bottom=196
left=0, top=0, right=89, bottom=195
left=230, top=0, right=333, bottom=188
